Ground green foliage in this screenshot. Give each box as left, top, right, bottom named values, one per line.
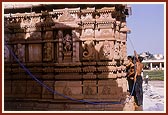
left=143, top=70, right=164, bottom=81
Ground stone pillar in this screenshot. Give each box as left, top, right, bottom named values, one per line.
left=150, top=63, right=153, bottom=70
left=58, top=30, right=63, bottom=62
left=159, top=62, right=162, bottom=70
left=72, top=30, right=79, bottom=62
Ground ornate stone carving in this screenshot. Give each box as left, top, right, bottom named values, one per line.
left=59, top=8, right=75, bottom=22
left=63, top=34, right=72, bottom=52
left=63, top=85, right=72, bottom=95
left=30, top=32, right=41, bottom=40
left=45, top=31, right=53, bottom=40
left=103, top=40, right=110, bottom=56
left=84, top=85, right=93, bottom=95
left=82, top=40, right=95, bottom=60
left=32, top=16, right=40, bottom=24
left=120, top=42, right=127, bottom=60
left=114, top=41, right=120, bottom=59
left=99, top=40, right=114, bottom=60
left=57, top=30, right=63, bottom=39
left=4, top=4, right=132, bottom=111
left=101, top=86, right=111, bottom=95
left=62, top=34, right=73, bottom=62
left=81, top=29, right=94, bottom=37
left=14, top=43, right=25, bottom=62
left=101, top=29, right=112, bottom=37
left=43, top=42, right=52, bottom=61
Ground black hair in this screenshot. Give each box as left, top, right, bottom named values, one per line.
left=138, top=56, right=143, bottom=62
left=127, top=56, right=132, bottom=60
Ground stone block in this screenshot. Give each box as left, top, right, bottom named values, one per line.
left=54, top=81, right=83, bottom=99
left=28, top=44, right=42, bottom=62
left=55, top=74, right=82, bottom=80
left=12, top=80, right=26, bottom=98
left=83, top=73, right=96, bottom=79
left=26, top=81, right=42, bottom=98
left=42, top=81, right=54, bottom=99
left=83, top=80, right=97, bottom=99
left=42, top=74, right=54, bottom=80
left=4, top=80, right=12, bottom=97
left=98, top=79, right=122, bottom=101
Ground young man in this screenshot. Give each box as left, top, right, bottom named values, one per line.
left=126, top=56, right=135, bottom=94
left=134, top=50, right=144, bottom=110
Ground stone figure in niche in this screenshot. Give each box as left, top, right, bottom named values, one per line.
left=83, top=40, right=95, bottom=59
left=14, top=44, right=25, bottom=62
left=63, top=34, right=72, bottom=52
left=103, top=40, right=111, bottom=57
left=56, top=30, right=63, bottom=40
left=63, top=85, right=72, bottom=95
left=85, top=85, right=93, bottom=95
left=44, top=42, right=52, bottom=61
left=101, top=86, right=111, bottom=95
left=58, top=30, right=63, bottom=38
left=114, top=41, right=120, bottom=59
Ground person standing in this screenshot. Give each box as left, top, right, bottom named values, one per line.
left=145, top=74, right=149, bottom=84
left=126, top=56, right=135, bottom=94
left=134, top=50, right=144, bottom=110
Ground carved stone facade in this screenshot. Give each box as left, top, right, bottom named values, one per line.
left=4, top=4, right=132, bottom=111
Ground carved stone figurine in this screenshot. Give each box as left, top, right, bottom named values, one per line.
left=83, top=40, right=95, bottom=59
left=103, top=40, right=111, bottom=57
left=17, top=43, right=25, bottom=62
left=63, top=34, right=72, bottom=52
left=44, top=42, right=52, bottom=61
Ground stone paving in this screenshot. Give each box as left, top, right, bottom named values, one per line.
left=142, top=80, right=165, bottom=111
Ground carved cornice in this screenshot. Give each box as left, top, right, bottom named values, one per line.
left=54, top=68, right=81, bottom=73
left=96, top=7, right=115, bottom=13
left=53, top=7, right=80, bottom=14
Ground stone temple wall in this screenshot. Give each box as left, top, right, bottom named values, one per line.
left=4, top=4, right=134, bottom=111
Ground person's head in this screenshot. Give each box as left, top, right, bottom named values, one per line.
left=138, top=56, right=143, bottom=62
left=127, top=56, right=133, bottom=62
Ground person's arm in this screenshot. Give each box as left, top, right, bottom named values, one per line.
left=134, top=50, right=140, bottom=62
left=134, top=71, right=137, bottom=82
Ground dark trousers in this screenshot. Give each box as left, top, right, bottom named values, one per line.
left=134, top=76, right=143, bottom=106
left=127, top=77, right=134, bottom=95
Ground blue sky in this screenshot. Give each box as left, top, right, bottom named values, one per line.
left=126, top=3, right=165, bottom=55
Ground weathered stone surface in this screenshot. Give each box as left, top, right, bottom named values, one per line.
left=42, top=81, right=54, bottom=99
left=83, top=80, right=97, bottom=99
left=4, top=4, right=132, bottom=111
left=28, top=44, right=42, bottom=62
left=4, top=80, right=12, bottom=97
left=26, top=81, right=42, bottom=98
left=12, top=81, right=26, bottom=97
left=54, top=81, right=83, bottom=99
